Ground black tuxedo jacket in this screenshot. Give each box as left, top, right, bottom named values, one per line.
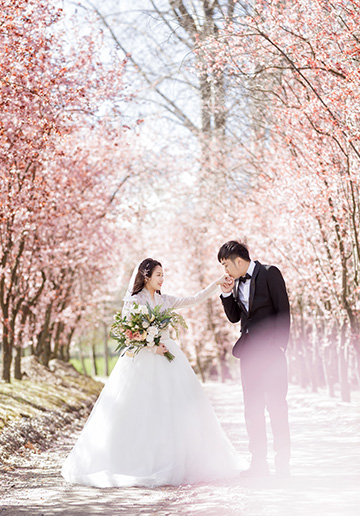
left=221, top=261, right=290, bottom=358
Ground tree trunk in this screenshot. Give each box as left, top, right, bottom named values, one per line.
left=316, top=349, right=325, bottom=388
left=218, top=350, right=232, bottom=382
left=307, top=329, right=318, bottom=393
left=350, top=327, right=360, bottom=388
left=14, top=346, right=22, bottom=380
left=64, top=343, right=70, bottom=362
left=38, top=302, right=53, bottom=367
left=2, top=328, right=12, bottom=383
left=323, top=323, right=339, bottom=397
left=339, top=323, right=351, bottom=402
left=53, top=321, right=64, bottom=359
left=195, top=352, right=205, bottom=383
left=41, top=336, right=52, bottom=368
left=355, top=349, right=360, bottom=388
left=59, top=342, right=70, bottom=362
left=323, top=345, right=336, bottom=397
left=297, top=336, right=310, bottom=389
left=91, top=342, right=98, bottom=377
left=63, top=326, right=76, bottom=363
left=78, top=341, right=87, bottom=375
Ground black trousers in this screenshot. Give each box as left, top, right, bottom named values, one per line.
left=240, top=343, right=291, bottom=466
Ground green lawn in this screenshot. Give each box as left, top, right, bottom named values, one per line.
left=70, top=355, right=118, bottom=377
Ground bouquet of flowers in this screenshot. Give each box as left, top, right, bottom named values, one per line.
left=110, top=302, right=187, bottom=362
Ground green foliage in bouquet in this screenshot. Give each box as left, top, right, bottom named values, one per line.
left=110, top=302, right=188, bottom=363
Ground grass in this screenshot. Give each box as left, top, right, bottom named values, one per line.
left=70, top=355, right=118, bottom=377
left=0, top=357, right=103, bottom=434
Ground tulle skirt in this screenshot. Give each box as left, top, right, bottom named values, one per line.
left=61, top=338, right=240, bottom=487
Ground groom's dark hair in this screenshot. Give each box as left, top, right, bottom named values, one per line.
left=218, top=240, right=250, bottom=262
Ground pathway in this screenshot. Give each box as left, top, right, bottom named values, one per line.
left=1, top=381, right=359, bottom=516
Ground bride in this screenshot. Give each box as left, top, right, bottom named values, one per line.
left=61, top=258, right=240, bottom=488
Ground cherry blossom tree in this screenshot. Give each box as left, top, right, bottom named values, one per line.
left=0, top=0, right=134, bottom=382
left=195, top=0, right=360, bottom=398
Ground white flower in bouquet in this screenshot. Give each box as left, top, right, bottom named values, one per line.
left=110, top=301, right=188, bottom=363
left=146, top=335, right=155, bottom=347
left=148, top=326, right=159, bottom=337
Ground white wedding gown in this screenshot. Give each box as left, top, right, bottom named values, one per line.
left=61, top=282, right=240, bottom=487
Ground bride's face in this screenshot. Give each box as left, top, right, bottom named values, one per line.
left=146, top=265, right=164, bottom=292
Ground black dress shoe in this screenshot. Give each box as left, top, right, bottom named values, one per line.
left=240, top=463, right=271, bottom=478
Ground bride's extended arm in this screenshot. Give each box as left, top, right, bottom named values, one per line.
left=165, top=276, right=226, bottom=310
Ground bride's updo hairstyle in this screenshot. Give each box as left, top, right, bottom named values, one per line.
left=132, top=258, right=162, bottom=296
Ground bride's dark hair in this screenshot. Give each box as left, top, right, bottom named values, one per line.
left=132, top=258, right=162, bottom=295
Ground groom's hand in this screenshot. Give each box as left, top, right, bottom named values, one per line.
left=220, top=275, right=235, bottom=294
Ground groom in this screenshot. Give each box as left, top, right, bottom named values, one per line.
left=218, top=240, right=291, bottom=478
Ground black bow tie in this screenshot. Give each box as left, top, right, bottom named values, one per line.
left=238, top=273, right=252, bottom=284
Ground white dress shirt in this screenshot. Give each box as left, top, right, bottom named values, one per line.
left=222, top=260, right=256, bottom=312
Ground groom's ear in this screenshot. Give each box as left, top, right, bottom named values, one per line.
left=234, top=257, right=242, bottom=268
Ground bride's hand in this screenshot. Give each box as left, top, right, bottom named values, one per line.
left=216, top=274, right=235, bottom=293
left=215, top=274, right=227, bottom=286
left=156, top=343, right=168, bottom=356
